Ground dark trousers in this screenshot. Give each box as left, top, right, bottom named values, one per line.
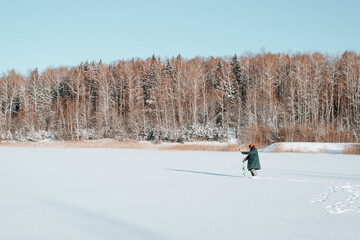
left=250, top=169, right=257, bottom=176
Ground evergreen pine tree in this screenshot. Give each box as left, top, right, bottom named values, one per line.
left=231, top=54, right=246, bottom=99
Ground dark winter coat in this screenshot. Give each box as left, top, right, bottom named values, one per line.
left=242, top=147, right=261, bottom=170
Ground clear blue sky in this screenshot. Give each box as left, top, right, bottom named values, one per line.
left=1, top=0, right=359, bottom=75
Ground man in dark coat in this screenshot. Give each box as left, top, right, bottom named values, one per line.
left=241, top=144, right=261, bottom=177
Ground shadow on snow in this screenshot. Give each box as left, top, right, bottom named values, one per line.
left=165, top=168, right=243, bottom=178
left=45, top=201, right=168, bottom=240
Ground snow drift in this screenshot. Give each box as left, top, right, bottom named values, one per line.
left=260, top=142, right=359, bottom=154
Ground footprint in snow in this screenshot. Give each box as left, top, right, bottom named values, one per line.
left=311, top=183, right=360, bottom=215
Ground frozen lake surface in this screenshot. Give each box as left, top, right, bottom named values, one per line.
left=0, top=147, right=359, bottom=240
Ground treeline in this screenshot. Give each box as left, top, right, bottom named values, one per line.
left=1, top=52, right=359, bottom=144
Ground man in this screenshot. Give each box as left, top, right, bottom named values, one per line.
left=241, top=144, right=261, bottom=177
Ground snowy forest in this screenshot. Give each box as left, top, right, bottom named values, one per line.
left=1, top=52, right=359, bottom=145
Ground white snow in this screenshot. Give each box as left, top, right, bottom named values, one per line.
left=0, top=146, right=359, bottom=240
left=260, top=142, right=358, bottom=154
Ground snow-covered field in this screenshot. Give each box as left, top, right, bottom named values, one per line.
left=0, top=147, right=359, bottom=240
